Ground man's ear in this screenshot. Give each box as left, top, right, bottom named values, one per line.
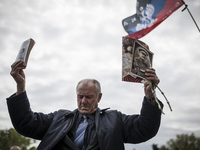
left=98, top=93, right=102, bottom=103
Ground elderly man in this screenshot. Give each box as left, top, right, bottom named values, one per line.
left=7, top=60, right=163, bottom=150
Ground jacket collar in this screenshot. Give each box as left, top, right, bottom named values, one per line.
left=71, top=107, right=110, bottom=115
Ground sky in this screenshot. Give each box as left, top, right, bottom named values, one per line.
left=0, top=0, right=200, bottom=150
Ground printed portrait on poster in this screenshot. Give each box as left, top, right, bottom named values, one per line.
left=122, top=37, right=153, bottom=82
left=131, top=44, right=153, bottom=79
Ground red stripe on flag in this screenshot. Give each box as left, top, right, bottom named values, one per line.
left=126, top=0, right=184, bottom=39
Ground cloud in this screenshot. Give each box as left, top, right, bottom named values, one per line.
left=0, top=0, right=200, bottom=150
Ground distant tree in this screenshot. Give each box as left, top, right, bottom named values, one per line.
left=159, top=145, right=169, bottom=150
left=0, top=128, right=36, bottom=150
left=152, top=144, right=159, bottom=150
left=157, top=133, right=200, bottom=150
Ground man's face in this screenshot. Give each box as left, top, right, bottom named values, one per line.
left=77, top=82, right=102, bottom=114
left=138, top=49, right=148, bottom=60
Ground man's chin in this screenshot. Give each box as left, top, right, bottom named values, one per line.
left=79, top=108, right=91, bottom=114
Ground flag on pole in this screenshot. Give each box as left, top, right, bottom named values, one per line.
left=122, top=0, right=184, bottom=39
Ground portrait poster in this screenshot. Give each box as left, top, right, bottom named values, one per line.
left=122, top=37, right=153, bottom=83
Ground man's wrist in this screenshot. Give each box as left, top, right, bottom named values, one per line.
left=145, top=96, right=156, bottom=105
left=16, top=84, right=25, bottom=95
left=145, top=96, right=155, bottom=101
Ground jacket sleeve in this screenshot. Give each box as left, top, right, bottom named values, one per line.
left=121, top=97, right=164, bottom=144
left=6, top=91, right=57, bottom=140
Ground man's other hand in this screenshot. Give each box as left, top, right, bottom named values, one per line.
left=144, top=68, right=160, bottom=99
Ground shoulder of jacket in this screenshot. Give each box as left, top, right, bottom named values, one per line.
left=100, top=108, right=121, bottom=115
left=53, top=109, right=74, bottom=116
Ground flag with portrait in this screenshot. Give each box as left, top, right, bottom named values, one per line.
left=122, top=0, right=184, bottom=39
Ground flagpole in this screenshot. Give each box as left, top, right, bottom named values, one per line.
left=182, top=2, right=200, bottom=33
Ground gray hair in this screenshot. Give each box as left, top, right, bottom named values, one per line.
left=76, top=79, right=101, bottom=94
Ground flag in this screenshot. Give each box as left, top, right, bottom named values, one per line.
left=122, top=0, right=184, bottom=39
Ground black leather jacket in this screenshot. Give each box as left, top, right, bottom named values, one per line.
left=7, top=92, right=163, bottom=150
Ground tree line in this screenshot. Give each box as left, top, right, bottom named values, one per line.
left=1, top=128, right=200, bottom=150
left=152, top=133, right=200, bottom=150
left=0, top=128, right=36, bottom=150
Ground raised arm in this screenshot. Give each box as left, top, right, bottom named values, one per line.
left=8, top=61, right=56, bottom=139
left=121, top=68, right=163, bottom=143
left=10, top=61, right=26, bottom=95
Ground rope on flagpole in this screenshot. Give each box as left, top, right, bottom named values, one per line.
left=182, top=3, right=200, bottom=33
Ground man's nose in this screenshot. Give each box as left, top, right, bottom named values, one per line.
left=81, top=97, right=87, bottom=104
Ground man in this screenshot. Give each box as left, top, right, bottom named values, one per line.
left=133, top=47, right=151, bottom=73
left=7, top=60, right=163, bottom=150
left=10, top=146, right=21, bottom=150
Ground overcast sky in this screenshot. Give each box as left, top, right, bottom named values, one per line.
left=0, top=0, right=200, bottom=149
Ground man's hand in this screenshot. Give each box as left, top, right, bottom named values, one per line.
left=10, top=61, right=26, bottom=95
left=144, top=68, right=160, bottom=100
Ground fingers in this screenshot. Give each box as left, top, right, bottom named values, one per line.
left=10, top=61, right=26, bottom=76
left=11, top=61, right=26, bottom=70
left=145, top=68, right=160, bottom=85
left=10, top=61, right=26, bottom=83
